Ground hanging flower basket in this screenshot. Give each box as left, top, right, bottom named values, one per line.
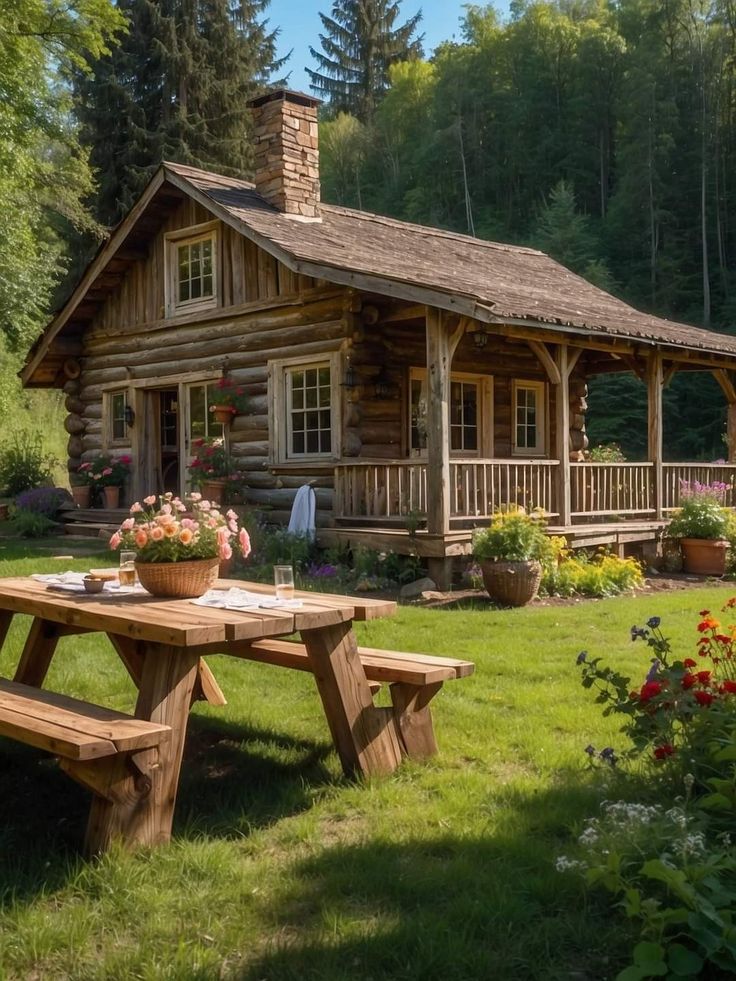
left=211, top=405, right=235, bottom=425
left=135, top=557, right=220, bottom=599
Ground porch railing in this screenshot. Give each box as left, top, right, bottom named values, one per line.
left=571, top=462, right=654, bottom=517
left=334, top=459, right=736, bottom=525
left=662, top=463, right=736, bottom=511
left=334, top=458, right=559, bottom=520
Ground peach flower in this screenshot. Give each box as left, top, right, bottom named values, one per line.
left=179, top=528, right=193, bottom=545
left=150, top=526, right=164, bottom=541
left=163, top=522, right=178, bottom=537
left=135, top=529, right=148, bottom=548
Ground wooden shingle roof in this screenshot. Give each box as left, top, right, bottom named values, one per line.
left=166, top=161, right=736, bottom=358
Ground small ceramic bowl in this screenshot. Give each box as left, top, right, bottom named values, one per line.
left=83, top=575, right=105, bottom=594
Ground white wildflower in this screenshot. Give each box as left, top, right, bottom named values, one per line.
left=555, top=855, right=585, bottom=873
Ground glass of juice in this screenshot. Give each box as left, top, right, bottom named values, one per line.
left=119, top=551, right=137, bottom=588
left=274, top=565, right=295, bottom=602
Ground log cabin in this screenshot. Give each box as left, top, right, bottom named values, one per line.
left=21, top=89, right=736, bottom=586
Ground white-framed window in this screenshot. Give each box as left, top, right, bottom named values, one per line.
left=165, top=221, right=218, bottom=317
left=512, top=380, right=546, bottom=456
left=409, top=368, right=493, bottom=457
left=104, top=389, right=130, bottom=447
left=269, top=352, right=341, bottom=462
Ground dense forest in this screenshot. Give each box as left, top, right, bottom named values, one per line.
left=2, top=0, right=736, bottom=464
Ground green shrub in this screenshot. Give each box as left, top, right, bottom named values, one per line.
left=9, top=508, right=56, bottom=538
left=668, top=484, right=732, bottom=540
left=472, top=507, right=549, bottom=562
left=0, top=432, right=56, bottom=496
left=541, top=547, right=643, bottom=597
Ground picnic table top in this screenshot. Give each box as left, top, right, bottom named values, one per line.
left=0, top=577, right=397, bottom=647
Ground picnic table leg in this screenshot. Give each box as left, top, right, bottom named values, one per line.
left=0, top=610, right=13, bottom=652
left=109, top=635, right=226, bottom=708
left=84, top=642, right=200, bottom=848
left=13, top=617, right=62, bottom=687
left=300, top=621, right=403, bottom=779
left=390, top=682, right=443, bottom=759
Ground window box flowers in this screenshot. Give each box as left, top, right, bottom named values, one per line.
left=109, top=493, right=251, bottom=597
left=210, top=377, right=249, bottom=424
left=471, top=507, right=548, bottom=606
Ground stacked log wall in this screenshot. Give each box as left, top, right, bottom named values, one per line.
left=70, top=200, right=341, bottom=526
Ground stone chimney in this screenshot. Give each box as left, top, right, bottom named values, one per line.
left=248, top=89, right=321, bottom=220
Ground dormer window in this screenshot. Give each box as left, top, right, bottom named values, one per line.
left=165, top=221, right=218, bottom=316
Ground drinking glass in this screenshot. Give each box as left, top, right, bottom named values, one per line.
left=119, top=550, right=137, bottom=588
left=274, top=565, right=295, bottom=602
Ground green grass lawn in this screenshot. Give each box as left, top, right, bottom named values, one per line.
left=0, top=546, right=732, bottom=979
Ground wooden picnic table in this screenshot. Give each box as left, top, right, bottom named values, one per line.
left=0, top=576, right=400, bottom=853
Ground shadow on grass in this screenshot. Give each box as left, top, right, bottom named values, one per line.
left=234, top=776, right=632, bottom=981
left=0, top=715, right=335, bottom=905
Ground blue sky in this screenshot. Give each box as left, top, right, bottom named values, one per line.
left=266, top=1, right=510, bottom=93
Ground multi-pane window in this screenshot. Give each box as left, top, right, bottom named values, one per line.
left=177, top=237, right=214, bottom=305
left=287, top=364, right=332, bottom=456
left=110, top=391, right=127, bottom=443
left=410, top=370, right=489, bottom=456
left=450, top=380, right=478, bottom=452
left=188, top=383, right=224, bottom=442
left=514, top=382, right=545, bottom=455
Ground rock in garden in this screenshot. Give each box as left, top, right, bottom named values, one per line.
left=400, top=577, right=437, bottom=598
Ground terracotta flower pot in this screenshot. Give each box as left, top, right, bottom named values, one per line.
left=71, top=485, right=91, bottom=508
left=201, top=479, right=227, bottom=503
left=480, top=559, right=543, bottom=607
left=211, top=405, right=234, bottom=425
left=680, top=538, right=728, bottom=576
left=103, top=485, right=120, bottom=509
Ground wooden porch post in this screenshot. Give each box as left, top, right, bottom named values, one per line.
left=647, top=351, right=664, bottom=519
left=554, top=346, right=572, bottom=526
left=425, top=307, right=451, bottom=536
left=425, top=308, right=452, bottom=588
left=712, top=370, right=736, bottom=462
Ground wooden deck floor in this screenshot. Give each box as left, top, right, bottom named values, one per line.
left=319, top=520, right=668, bottom=557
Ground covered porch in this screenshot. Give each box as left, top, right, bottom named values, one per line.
left=326, top=307, right=736, bottom=583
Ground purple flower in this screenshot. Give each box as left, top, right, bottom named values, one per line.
left=599, top=747, right=618, bottom=766
left=646, top=659, right=660, bottom=682
left=647, top=616, right=661, bottom=629
left=631, top=626, right=648, bottom=642
left=576, top=651, right=588, bottom=665
left=584, top=744, right=596, bottom=757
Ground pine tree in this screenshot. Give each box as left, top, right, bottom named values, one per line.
left=307, top=1, right=423, bottom=122
left=75, top=0, right=282, bottom=226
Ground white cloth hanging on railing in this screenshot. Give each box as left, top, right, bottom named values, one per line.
left=288, top=484, right=316, bottom=540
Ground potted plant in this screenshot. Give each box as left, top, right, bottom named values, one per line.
left=471, top=507, right=548, bottom=606
left=210, top=376, right=249, bottom=425
left=667, top=480, right=733, bottom=575
left=109, top=492, right=252, bottom=597
left=187, top=438, right=242, bottom=504
left=78, top=454, right=131, bottom=508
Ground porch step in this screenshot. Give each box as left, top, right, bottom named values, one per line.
left=61, top=507, right=126, bottom=539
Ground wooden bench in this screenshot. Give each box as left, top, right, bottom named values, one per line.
left=231, top=639, right=474, bottom=759
left=0, top=678, right=171, bottom=854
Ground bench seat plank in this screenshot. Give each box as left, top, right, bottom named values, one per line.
left=0, top=679, right=171, bottom=759
left=241, top=640, right=474, bottom=686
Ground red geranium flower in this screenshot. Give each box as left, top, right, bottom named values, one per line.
left=696, top=670, right=712, bottom=684
left=639, top=681, right=662, bottom=703
left=695, top=690, right=715, bottom=707
left=683, top=658, right=697, bottom=668
left=654, top=744, right=675, bottom=760
left=720, top=680, right=736, bottom=694
left=681, top=673, right=696, bottom=689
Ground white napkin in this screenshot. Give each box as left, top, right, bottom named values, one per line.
left=193, top=587, right=302, bottom=611
left=31, top=572, right=145, bottom=595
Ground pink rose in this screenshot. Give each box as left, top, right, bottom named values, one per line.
left=181, top=517, right=195, bottom=530
left=109, top=531, right=122, bottom=549
left=102, top=467, right=113, bottom=477
left=219, top=542, right=233, bottom=561
left=161, top=503, right=172, bottom=515
left=130, top=502, right=143, bottom=513
left=143, top=495, right=157, bottom=506
left=121, top=517, right=135, bottom=530
left=226, top=509, right=237, bottom=521
left=239, top=528, right=251, bottom=558
left=190, top=492, right=202, bottom=502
